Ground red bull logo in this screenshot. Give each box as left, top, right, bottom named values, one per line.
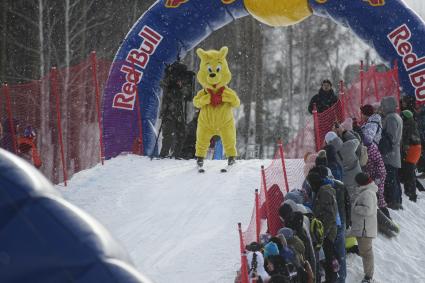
left=364, top=0, right=385, bottom=6
left=315, top=0, right=328, bottom=3
left=221, top=0, right=237, bottom=4
left=165, top=0, right=188, bottom=8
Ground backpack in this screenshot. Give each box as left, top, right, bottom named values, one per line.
left=359, top=144, right=369, bottom=167
left=310, top=217, right=325, bottom=250
left=378, top=129, right=393, bottom=155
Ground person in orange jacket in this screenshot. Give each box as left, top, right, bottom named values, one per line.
left=400, top=110, right=422, bottom=202
left=17, top=126, right=42, bottom=169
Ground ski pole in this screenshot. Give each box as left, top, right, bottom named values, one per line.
left=150, top=119, right=163, bottom=160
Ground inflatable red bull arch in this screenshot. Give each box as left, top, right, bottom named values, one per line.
left=102, top=0, right=425, bottom=158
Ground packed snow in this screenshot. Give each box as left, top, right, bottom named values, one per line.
left=59, top=155, right=425, bottom=283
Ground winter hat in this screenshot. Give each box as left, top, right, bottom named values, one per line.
left=270, top=236, right=284, bottom=251
left=306, top=172, right=323, bottom=193
left=303, top=152, right=318, bottom=177
left=285, top=190, right=304, bottom=204
left=278, top=202, right=294, bottom=222
left=360, top=104, right=374, bottom=117
left=263, top=242, right=280, bottom=259
left=341, top=118, right=353, bottom=131
left=401, top=109, right=414, bottom=120
left=277, top=227, right=294, bottom=240
left=315, top=150, right=328, bottom=167
left=309, top=165, right=329, bottom=179
left=325, top=131, right=338, bottom=144
left=355, top=172, right=373, bottom=186
left=322, top=79, right=332, bottom=86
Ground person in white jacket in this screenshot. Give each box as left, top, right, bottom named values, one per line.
left=349, top=172, right=378, bottom=283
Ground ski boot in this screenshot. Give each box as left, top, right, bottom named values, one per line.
left=196, top=157, right=205, bottom=173
left=228, top=156, right=236, bottom=166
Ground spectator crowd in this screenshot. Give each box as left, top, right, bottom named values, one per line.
left=238, top=80, right=424, bottom=283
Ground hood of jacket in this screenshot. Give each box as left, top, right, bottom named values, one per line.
left=367, top=113, right=382, bottom=124
left=328, top=136, right=343, bottom=152
left=357, top=182, right=378, bottom=194
left=381, top=96, right=397, bottom=115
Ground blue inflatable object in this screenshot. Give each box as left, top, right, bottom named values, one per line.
left=102, top=0, right=248, bottom=159
left=102, top=0, right=425, bottom=159
left=0, top=149, right=153, bottom=283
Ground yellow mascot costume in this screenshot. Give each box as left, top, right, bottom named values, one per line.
left=193, top=46, right=240, bottom=170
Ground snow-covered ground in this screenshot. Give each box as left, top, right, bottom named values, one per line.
left=59, top=155, right=425, bottom=283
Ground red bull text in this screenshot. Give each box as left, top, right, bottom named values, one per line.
left=165, top=0, right=188, bottom=8
left=112, top=26, right=163, bottom=110
left=388, top=24, right=425, bottom=101
left=365, top=0, right=385, bottom=6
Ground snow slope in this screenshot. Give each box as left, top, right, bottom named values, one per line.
left=59, top=156, right=425, bottom=283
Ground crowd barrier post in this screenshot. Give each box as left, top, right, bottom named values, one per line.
left=131, top=61, right=144, bottom=155
left=2, top=83, right=18, bottom=154
left=261, top=165, right=273, bottom=235
left=278, top=141, right=289, bottom=193
left=393, top=59, right=401, bottom=113
left=90, top=51, right=105, bottom=165
left=360, top=60, right=364, bottom=107
left=339, top=80, right=346, bottom=120
left=238, top=223, right=249, bottom=283
left=51, top=67, right=68, bottom=186
left=372, top=65, right=379, bottom=102
left=255, top=189, right=260, bottom=243
left=312, top=103, right=320, bottom=151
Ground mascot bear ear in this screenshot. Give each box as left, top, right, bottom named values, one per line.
left=196, top=48, right=207, bottom=60
left=219, top=46, right=228, bottom=58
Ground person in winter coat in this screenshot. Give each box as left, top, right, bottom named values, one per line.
left=380, top=96, right=403, bottom=210
left=17, top=126, right=42, bottom=169
left=400, top=110, right=422, bottom=202
left=349, top=173, right=378, bottom=283
left=360, top=104, right=388, bottom=215
left=309, top=165, right=350, bottom=283
left=247, top=251, right=270, bottom=283
left=416, top=104, right=425, bottom=174
left=325, top=131, right=361, bottom=199
left=307, top=172, right=339, bottom=283
left=308, top=79, right=338, bottom=114
left=322, top=145, right=343, bottom=181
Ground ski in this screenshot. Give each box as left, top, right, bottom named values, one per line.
left=220, top=165, right=234, bottom=173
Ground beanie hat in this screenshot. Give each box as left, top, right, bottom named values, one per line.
left=309, top=165, right=328, bottom=178
left=322, top=79, right=332, bottom=86
left=341, top=118, right=353, bottom=131
left=306, top=172, right=323, bottom=193
left=285, top=190, right=304, bottom=204
left=325, top=131, right=338, bottom=144
left=277, top=227, right=294, bottom=240
left=402, top=109, right=414, bottom=119
left=278, top=203, right=293, bottom=221
left=355, top=172, right=373, bottom=186
left=360, top=104, right=375, bottom=117
left=315, top=150, right=328, bottom=167
left=264, top=242, right=280, bottom=259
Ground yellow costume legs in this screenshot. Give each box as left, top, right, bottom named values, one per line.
left=219, top=123, right=237, bottom=157
left=195, top=126, right=215, bottom=158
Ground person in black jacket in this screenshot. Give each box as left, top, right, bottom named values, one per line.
left=308, top=79, right=338, bottom=114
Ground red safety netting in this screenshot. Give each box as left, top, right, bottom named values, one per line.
left=1, top=52, right=111, bottom=184
left=285, top=116, right=316, bottom=159
left=285, top=63, right=400, bottom=158
left=315, top=99, right=345, bottom=150
left=345, top=65, right=400, bottom=120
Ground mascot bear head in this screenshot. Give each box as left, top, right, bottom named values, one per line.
left=196, top=46, right=231, bottom=90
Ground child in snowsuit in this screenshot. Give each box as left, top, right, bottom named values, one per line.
left=350, top=173, right=378, bottom=283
